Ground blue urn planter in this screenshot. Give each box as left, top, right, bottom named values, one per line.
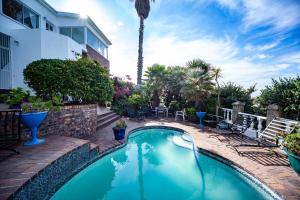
left=113, top=127, right=126, bottom=140
left=284, top=148, right=300, bottom=175
left=196, top=112, right=206, bottom=129
left=20, top=111, right=48, bottom=146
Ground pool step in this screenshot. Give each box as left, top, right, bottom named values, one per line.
left=173, top=135, right=193, bottom=150
left=96, top=111, right=120, bottom=131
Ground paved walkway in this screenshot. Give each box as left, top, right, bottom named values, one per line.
left=89, top=118, right=300, bottom=200
left=0, top=136, right=89, bottom=200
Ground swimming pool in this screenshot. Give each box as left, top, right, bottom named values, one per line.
left=51, top=127, right=280, bottom=200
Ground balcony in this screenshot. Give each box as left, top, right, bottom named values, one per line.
left=86, top=45, right=110, bottom=69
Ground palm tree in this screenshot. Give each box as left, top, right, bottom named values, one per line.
left=180, top=59, right=215, bottom=109
left=144, top=64, right=166, bottom=107
left=133, top=0, right=155, bottom=85
left=212, top=67, right=222, bottom=121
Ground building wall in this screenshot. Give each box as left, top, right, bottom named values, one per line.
left=8, top=29, right=84, bottom=90
left=10, top=29, right=42, bottom=90
left=40, top=29, right=84, bottom=59
left=0, top=0, right=110, bottom=90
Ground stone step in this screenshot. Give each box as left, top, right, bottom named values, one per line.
left=97, top=112, right=119, bottom=123
left=97, top=115, right=120, bottom=131
left=97, top=111, right=114, bottom=118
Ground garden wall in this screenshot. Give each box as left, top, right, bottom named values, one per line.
left=38, top=104, right=97, bottom=138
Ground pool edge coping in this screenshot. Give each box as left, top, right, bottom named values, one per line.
left=49, top=125, right=284, bottom=200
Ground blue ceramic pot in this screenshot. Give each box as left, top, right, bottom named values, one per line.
left=284, top=148, right=300, bottom=175
left=196, top=112, right=206, bottom=128
left=20, top=111, right=48, bottom=146
left=113, top=127, right=126, bottom=140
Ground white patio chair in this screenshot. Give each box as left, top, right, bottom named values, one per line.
left=175, top=109, right=186, bottom=121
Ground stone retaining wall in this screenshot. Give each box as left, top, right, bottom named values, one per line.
left=38, top=104, right=97, bottom=138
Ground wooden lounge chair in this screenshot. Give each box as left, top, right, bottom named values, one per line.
left=228, top=117, right=299, bottom=155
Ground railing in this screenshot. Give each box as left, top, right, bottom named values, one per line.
left=0, top=109, right=22, bottom=154
left=237, top=112, right=267, bottom=137
left=0, top=32, right=12, bottom=89
left=220, top=108, right=233, bottom=124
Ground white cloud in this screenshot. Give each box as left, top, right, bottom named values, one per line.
left=215, top=0, right=240, bottom=10
left=142, top=34, right=298, bottom=93
left=254, top=54, right=268, bottom=59
left=277, top=52, right=300, bottom=65
left=242, top=0, right=300, bottom=30
left=212, top=0, right=300, bottom=31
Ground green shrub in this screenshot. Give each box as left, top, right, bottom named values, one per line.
left=127, top=94, right=145, bottom=111
left=1, top=87, right=30, bottom=106
left=186, top=107, right=198, bottom=123
left=23, top=58, right=113, bottom=104
left=21, top=95, right=62, bottom=113
left=112, top=98, right=128, bottom=115
left=283, top=133, right=300, bottom=156
left=115, top=119, right=127, bottom=129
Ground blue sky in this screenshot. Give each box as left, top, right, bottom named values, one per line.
left=46, top=0, right=300, bottom=93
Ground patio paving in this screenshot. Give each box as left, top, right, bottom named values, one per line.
left=0, top=136, right=89, bottom=200
left=88, top=117, right=300, bottom=200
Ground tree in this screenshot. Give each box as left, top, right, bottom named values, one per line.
left=164, top=66, right=187, bottom=107
left=133, top=0, right=155, bottom=85
left=219, top=82, right=256, bottom=112
left=212, top=67, right=222, bottom=120
left=144, top=64, right=166, bottom=107
left=257, top=76, right=300, bottom=120
left=180, top=59, right=215, bottom=110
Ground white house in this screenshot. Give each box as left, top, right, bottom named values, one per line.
left=0, top=0, right=112, bottom=91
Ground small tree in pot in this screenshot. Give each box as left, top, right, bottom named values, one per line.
left=282, top=130, right=300, bottom=175
left=113, top=119, right=127, bottom=140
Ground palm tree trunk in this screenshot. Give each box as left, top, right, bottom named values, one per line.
left=137, top=16, right=144, bottom=85
left=216, top=81, right=220, bottom=122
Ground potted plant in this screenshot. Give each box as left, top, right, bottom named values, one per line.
left=4, top=89, right=62, bottom=146
left=282, top=130, right=300, bottom=175
left=0, top=87, right=29, bottom=109
left=113, top=119, right=127, bottom=140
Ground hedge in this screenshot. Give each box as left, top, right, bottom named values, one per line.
left=23, top=58, right=113, bottom=103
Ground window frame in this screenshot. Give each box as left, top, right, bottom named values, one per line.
left=2, top=0, right=40, bottom=29
left=46, top=20, right=55, bottom=31
left=87, top=28, right=107, bottom=56
left=59, top=26, right=85, bottom=44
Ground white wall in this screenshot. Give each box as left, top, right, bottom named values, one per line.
left=10, top=29, right=42, bottom=90
left=9, top=29, right=85, bottom=90
left=40, top=30, right=84, bottom=60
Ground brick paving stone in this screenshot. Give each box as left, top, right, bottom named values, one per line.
left=0, top=135, right=90, bottom=199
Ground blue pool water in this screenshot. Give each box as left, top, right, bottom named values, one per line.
left=51, top=128, right=278, bottom=200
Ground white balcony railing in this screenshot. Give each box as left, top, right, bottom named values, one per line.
left=220, top=108, right=267, bottom=138
left=238, top=112, right=267, bottom=137
left=221, top=108, right=233, bottom=124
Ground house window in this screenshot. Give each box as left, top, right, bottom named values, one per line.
left=59, top=27, right=84, bottom=44
left=46, top=21, right=54, bottom=31
left=2, top=0, right=39, bottom=29
left=87, top=29, right=106, bottom=56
